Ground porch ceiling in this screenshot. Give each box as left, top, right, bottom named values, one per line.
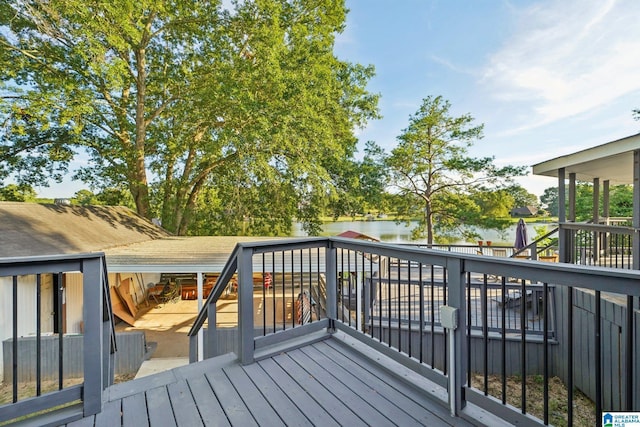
left=532, top=132, right=640, bottom=184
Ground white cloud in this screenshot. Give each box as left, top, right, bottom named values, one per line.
left=483, top=0, right=640, bottom=128
left=430, top=55, right=474, bottom=76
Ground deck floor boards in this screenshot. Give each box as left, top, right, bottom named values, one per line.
left=240, top=363, right=314, bottom=427
left=185, top=376, right=230, bottom=427
left=122, top=392, right=148, bottom=427
left=63, top=336, right=473, bottom=426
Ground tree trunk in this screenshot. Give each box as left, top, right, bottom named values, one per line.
left=132, top=47, right=150, bottom=219
left=425, top=203, right=434, bottom=245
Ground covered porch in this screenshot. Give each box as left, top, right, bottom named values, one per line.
left=532, top=132, right=640, bottom=269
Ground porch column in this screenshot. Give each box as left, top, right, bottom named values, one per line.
left=603, top=180, right=610, bottom=219
left=569, top=173, right=577, bottom=263
left=558, top=168, right=569, bottom=263
left=569, top=173, right=576, bottom=222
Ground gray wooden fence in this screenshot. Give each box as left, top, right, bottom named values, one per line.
left=3, top=331, right=146, bottom=382
left=552, top=286, right=640, bottom=411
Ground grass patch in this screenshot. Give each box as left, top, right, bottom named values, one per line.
left=471, top=373, right=596, bottom=427
left=0, top=373, right=136, bottom=405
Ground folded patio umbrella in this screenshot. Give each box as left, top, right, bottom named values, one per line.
left=514, top=218, right=528, bottom=251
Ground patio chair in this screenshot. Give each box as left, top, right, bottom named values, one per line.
left=147, top=280, right=179, bottom=303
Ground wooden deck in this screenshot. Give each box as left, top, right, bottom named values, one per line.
left=62, top=333, right=489, bottom=427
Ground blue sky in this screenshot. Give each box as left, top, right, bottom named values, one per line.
left=334, top=0, right=640, bottom=196
left=35, top=0, right=640, bottom=198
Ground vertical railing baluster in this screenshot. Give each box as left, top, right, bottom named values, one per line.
left=378, top=257, right=383, bottom=342
left=291, top=250, right=295, bottom=329
left=482, top=275, right=488, bottom=395
left=387, top=259, right=391, bottom=346
left=567, top=286, right=574, bottom=426
left=348, top=249, right=352, bottom=327
left=595, top=290, right=602, bottom=421
left=397, top=257, right=401, bottom=353
left=362, top=250, right=367, bottom=332
left=12, top=275, right=18, bottom=403
left=626, top=295, right=634, bottom=410
left=316, top=248, right=321, bottom=321
left=36, top=273, right=42, bottom=396
left=300, top=250, right=304, bottom=323
left=501, top=276, right=507, bottom=405
left=430, top=265, right=435, bottom=368
left=340, top=248, right=345, bottom=323
left=281, top=251, right=286, bottom=331
left=368, top=253, right=374, bottom=336
left=57, top=272, right=63, bottom=391
left=272, top=251, right=276, bottom=333
left=419, top=262, right=424, bottom=364
left=543, top=282, right=549, bottom=425
left=443, top=267, right=448, bottom=376
left=408, top=260, right=412, bottom=358
left=325, top=241, right=337, bottom=328
left=520, top=278, right=527, bottom=414
left=262, top=253, right=266, bottom=336
left=466, top=272, right=472, bottom=387
left=308, top=249, right=312, bottom=323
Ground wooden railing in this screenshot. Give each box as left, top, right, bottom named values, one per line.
left=0, top=253, right=115, bottom=426
left=188, top=237, right=640, bottom=426
left=560, top=222, right=638, bottom=269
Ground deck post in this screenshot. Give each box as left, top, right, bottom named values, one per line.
left=593, top=177, right=600, bottom=262
left=558, top=168, right=570, bottom=263
left=196, top=272, right=204, bottom=361
left=237, top=246, right=255, bottom=364
left=207, top=301, right=218, bottom=358
left=633, top=150, right=640, bottom=270
left=82, top=256, right=103, bottom=417
left=445, top=257, right=467, bottom=415
left=326, top=241, right=337, bottom=329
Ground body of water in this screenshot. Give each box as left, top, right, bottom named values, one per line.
left=291, top=220, right=555, bottom=246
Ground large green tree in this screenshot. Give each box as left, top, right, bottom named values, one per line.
left=540, top=187, right=559, bottom=216
left=540, top=183, right=633, bottom=221
left=0, top=0, right=378, bottom=235
left=324, top=141, right=389, bottom=219
left=386, top=96, right=525, bottom=244
left=505, top=184, right=538, bottom=209
left=0, top=183, right=36, bottom=201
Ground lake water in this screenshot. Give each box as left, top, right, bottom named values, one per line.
left=291, top=220, right=554, bottom=246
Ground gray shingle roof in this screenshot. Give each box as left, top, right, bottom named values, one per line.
left=0, top=202, right=170, bottom=257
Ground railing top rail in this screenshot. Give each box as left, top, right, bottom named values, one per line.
left=0, top=251, right=105, bottom=265
left=238, top=237, right=328, bottom=253
left=187, top=244, right=241, bottom=337
left=192, top=236, right=640, bottom=296
left=0, top=252, right=107, bottom=277
left=187, top=234, right=640, bottom=342
left=560, top=221, right=638, bottom=234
